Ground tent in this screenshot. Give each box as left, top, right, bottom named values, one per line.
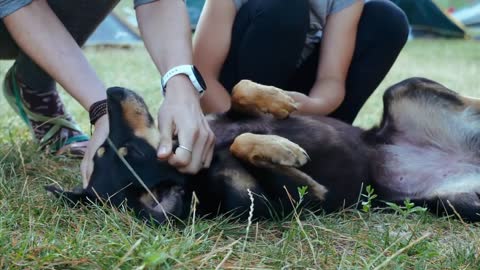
left=87, top=0, right=472, bottom=45
left=187, top=0, right=206, bottom=30
left=86, top=0, right=205, bottom=46
left=453, top=3, right=480, bottom=26
left=86, top=13, right=141, bottom=46
left=390, top=0, right=468, bottom=38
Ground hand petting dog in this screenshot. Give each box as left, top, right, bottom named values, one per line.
left=157, top=76, right=215, bottom=174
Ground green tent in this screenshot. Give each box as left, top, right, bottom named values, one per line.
left=187, top=0, right=206, bottom=30
left=187, top=0, right=468, bottom=37
left=390, top=0, right=467, bottom=38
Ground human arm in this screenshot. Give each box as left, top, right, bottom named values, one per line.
left=290, top=1, right=363, bottom=115
left=136, top=0, right=215, bottom=174
left=193, top=0, right=237, bottom=114
left=2, top=0, right=106, bottom=109
left=2, top=0, right=109, bottom=187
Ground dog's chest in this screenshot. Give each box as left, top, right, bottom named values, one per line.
left=208, top=114, right=274, bottom=148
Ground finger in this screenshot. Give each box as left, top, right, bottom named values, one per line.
left=176, top=131, right=207, bottom=174
left=203, top=135, right=215, bottom=168
left=157, top=113, right=174, bottom=159
left=169, top=126, right=197, bottom=168
left=199, top=121, right=209, bottom=164
left=81, top=155, right=94, bottom=187
left=81, top=158, right=92, bottom=188
left=81, top=159, right=88, bottom=188
left=190, top=128, right=209, bottom=172
left=187, top=121, right=213, bottom=173
left=201, top=120, right=215, bottom=168
left=87, top=161, right=94, bottom=185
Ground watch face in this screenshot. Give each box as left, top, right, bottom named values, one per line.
left=192, top=66, right=207, bottom=91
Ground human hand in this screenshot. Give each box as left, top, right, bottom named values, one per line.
left=81, top=115, right=109, bottom=188
left=287, top=79, right=345, bottom=116
left=157, top=76, right=215, bottom=174
left=286, top=91, right=324, bottom=115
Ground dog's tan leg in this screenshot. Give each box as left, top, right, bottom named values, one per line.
left=230, top=133, right=309, bottom=167
left=230, top=133, right=327, bottom=200
left=231, top=80, right=297, bottom=119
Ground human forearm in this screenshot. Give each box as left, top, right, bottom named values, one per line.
left=200, top=77, right=231, bottom=113
left=315, top=1, right=363, bottom=84
left=193, top=0, right=236, bottom=113
left=299, top=1, right=363, bottom=115
left=3, top=0, right=106, bottom=110
left=305, top=79, right=345, bottom=115
left=136, top=0, right=215, bottom=174
left=136, top=0, right=193, bottom=79
left=287, top=80, right=344, bottom=116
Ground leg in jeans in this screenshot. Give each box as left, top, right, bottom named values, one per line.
left=219, top=0, right=309, bottom=92
left=288, top=0, right=409, bottom=124
left=0, top=0, right=118, bottom=155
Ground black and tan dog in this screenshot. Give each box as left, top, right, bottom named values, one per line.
left=47, top=77, right=480, bottom=223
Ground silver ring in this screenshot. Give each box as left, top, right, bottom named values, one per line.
left=178, top=145, right=192, bottom=154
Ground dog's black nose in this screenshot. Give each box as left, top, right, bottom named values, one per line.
left=107, top=87, right=127, bottom=101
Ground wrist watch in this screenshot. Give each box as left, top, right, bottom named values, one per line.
left=161, top=65, right=207, bottom=97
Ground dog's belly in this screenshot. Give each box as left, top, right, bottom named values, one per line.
left=373, top=140, right=480, bottom=202
left=208, top=114, right=372, bottom=212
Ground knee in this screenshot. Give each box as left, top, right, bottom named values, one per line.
left=247, top=0, right=309, bottom=33
left=362, top=0, right=410, bottom=48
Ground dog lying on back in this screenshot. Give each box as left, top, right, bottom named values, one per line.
left=47, top=77, right=480, bottom=223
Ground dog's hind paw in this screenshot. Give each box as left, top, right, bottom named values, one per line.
left=230, top=133, right=309, bottom=167
left=231, top=80, right=297, bottom=119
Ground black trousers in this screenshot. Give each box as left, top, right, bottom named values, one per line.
left=220, top=0, right=409, bottom=123
left=0, top=0, right=119, bottom=91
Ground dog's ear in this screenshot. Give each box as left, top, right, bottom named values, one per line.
left=45, top=185, right=93, bottom=206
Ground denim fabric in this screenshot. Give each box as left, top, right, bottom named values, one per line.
left=0, top=0, right=32, bottom=18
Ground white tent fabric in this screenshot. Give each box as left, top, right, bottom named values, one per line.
left=86, top=1, right=204, bottom=47
left=86, top=13, right=141, bottom=46
left=453, top=3, right=480, bottom=26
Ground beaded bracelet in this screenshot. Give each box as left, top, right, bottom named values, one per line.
left=89, top=99, right=108, bottom=126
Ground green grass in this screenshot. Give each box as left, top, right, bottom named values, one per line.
left=1, top=39, right=480, bottom=269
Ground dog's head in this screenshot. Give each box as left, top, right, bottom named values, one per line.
left=46, top=87, right=188, bottom=224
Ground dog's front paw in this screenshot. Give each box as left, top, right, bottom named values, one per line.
left=268, top=136, right=309, bottom=167
left=261, top=90, right=297, bottom=119
left=230, top=133, right=309, bottom=167
left=232, top=80, right=297, bottom=119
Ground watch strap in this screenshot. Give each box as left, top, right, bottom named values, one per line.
left=161, top=65, right=205, bottom=96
